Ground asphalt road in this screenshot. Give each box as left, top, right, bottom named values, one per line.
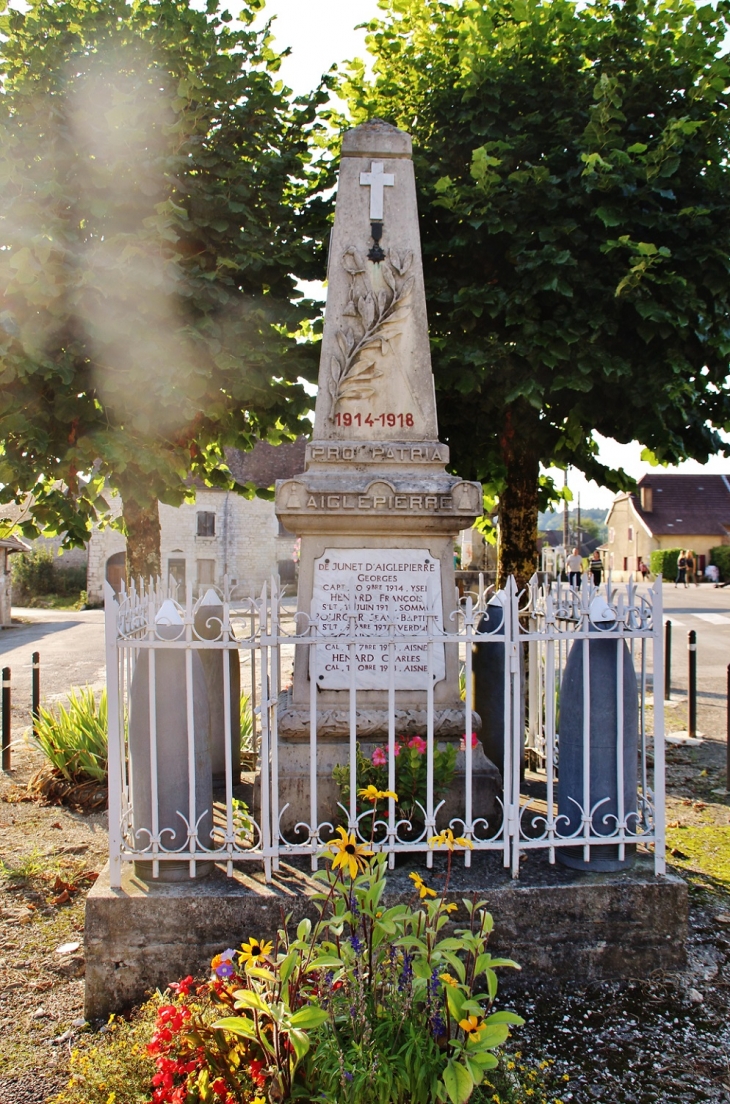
left=0, top=608, right=106, bottom=739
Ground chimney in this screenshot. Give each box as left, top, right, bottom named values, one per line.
left=640, top=484, right=653, bottom=512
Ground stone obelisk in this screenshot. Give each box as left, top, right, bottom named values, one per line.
left=274, top=120, right=486, bottom=826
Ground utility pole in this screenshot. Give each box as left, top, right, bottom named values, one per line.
left=562, top=468, right=569, bottom=551
left=576, top=491, right=581, bottom=552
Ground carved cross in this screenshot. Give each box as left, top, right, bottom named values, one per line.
left=360, top=161, right=395, bottom=220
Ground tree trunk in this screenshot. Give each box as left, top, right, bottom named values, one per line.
left=497, top=402, right=540, bottom=591
left=122, top=499, right=161, bottom=584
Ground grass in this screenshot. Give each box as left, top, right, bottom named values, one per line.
left=0, top=845, right=48, bottom=881
left=667, top=813, right=730, bottom=905
left=48, top=1003, right=158, bottom=1104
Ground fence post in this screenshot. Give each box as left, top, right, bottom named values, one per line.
left=1, top=667, right=10, bottom=772
left=664, top=619, right=671, bottom=701
left=688, top=630, right=697, bottom=740
left=31, top=651, right=40, bottom=735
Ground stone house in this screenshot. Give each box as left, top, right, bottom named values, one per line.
left=0, top=534, right=30, bottom=625
left=86, top=439, right=306, bottom=603
left=604, top=473, right=730, bottom=581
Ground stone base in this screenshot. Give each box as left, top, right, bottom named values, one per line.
left=240, top=735, right=501, bottom=838
left=85, top=852, right=687, bottom=1020
left=278, top=696, right=478, bottom=740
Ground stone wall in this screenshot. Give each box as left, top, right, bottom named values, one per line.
left=0, top=573, right=10, bottom=626
left=86, top=491, right=296, bottom=604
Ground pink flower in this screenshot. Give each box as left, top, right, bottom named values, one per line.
left=372, top=746, right=387, bottom=767
left=459, top=733, right=479, bottom=751
left=408, top=736, right=427, bottom=754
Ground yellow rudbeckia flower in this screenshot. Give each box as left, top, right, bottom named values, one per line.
left=358, top=784, right=398, bottom=803
left=326, top=826, right=374, bottom=878
left=429, top=828, right=473, bottom=850
left=239, top=937, right=273, bottom=967
left=409, top=871, right=437, bottom=898
left=459, top=1014, right=485, bottom=1039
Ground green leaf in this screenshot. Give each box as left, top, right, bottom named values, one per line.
left=211, top=1015, right=258, bottom=1040
left=442, top=1059, right=474, bottom=1104
left=288, top=1006, right=330, bottom=1029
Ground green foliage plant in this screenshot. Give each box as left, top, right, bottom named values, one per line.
left=31, top=687, right=108, bottom=783
left=213, top=830, right=523, bottom=1103
left=333, top=735, right=457, bottom=828
left=341, top=0, right=730, bottom=587
left=649, top=548, right=681, bottom=580
left=710, top=546, right=730, bottom=582
left=11, top=548, right=87, bottom=603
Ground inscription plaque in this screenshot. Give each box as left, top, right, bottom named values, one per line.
left=311, top=548, right=445, bottom=690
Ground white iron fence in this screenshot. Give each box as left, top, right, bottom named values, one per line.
left=104, top=574, right=665, bottom=887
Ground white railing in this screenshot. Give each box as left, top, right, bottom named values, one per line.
left=104, top=574, right=665, bottom=886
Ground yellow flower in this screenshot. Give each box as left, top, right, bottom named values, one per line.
left=507, top=1061, right=516, bottom=1070
left=439, top=973, right=458, bottom=987
left=239, top=937, right=274, bottom=967
left=358, top=784, right=398, bottom=803
left=409, top=871, right=437, bottom=898
left=326, top=826, right=374, bottom=878
left=459, top=1014, right=484, bottom=1039
left=563, top=1074, right=570, bottom=1081
left=253, top=1098, right=266, bottom=1104
left=443, top=902, right=458, bottom=913
left=429, top=828, right=473, bottom=850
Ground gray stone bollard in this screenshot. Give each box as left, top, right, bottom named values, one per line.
left=472, top=593, right=524, bottom=783
left=194, top=590, right=241, bottom=786
left=128, top=600, right=213, bottom=882
left=557, top=599, right=638, bottom=872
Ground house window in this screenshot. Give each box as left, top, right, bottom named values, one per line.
left=627, top=526, right=634, bottom=542
left=197, top=511, right=216, bottom=537
left=623, top=557, right=628, bottom=572
left=197, top=559, right=216, bottom=585
left=168, top=559, right=186, bottom=590
left=608, top=527, right=615, bottom=544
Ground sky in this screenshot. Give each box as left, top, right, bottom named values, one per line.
left=250, top=0, right=730, bottom=512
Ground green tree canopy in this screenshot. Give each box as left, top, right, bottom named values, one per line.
left=343, top=0, right=730, bottom=585
left=0, top=0, right=326, bottom=575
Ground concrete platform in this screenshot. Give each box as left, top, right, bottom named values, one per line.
left=84, top=851, right=687, bottom=1020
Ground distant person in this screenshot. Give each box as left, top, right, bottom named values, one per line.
left=685, top=551, right=698, bottom=586
left=589, top=550, right=603, bottom=587
left=675, top=552, right=687, bottom=588
left=639, top=559, right=650, bottom=581
left=566, top=547, right=583, bottom=588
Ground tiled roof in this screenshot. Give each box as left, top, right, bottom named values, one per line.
left=0, top=534, right=31, bottom=553
left=629, top=473, right=730, bottom=537
left=225, top=438, right=307, bottom=489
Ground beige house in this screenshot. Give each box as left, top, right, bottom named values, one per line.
left=0, top=534, right=30, bottom=625
left=604, top=473, right=730, bottom=581
left=87, top=440, right=306, bottom=604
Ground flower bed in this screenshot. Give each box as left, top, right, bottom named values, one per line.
left=51, top=828, right=572, bottom=1104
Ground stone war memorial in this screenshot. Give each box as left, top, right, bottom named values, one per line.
left=85, top=121, right=687, bottom=1019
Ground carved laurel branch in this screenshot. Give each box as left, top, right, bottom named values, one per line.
left=328, top=246, right=414, bottom=412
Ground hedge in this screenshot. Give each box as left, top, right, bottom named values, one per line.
left=710, top=546, right=730, bottom=581
left=650, top=548, right=682, bottom=580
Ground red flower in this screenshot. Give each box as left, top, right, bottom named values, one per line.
left=249, top=1059, right=266, bottom=1087
left=169, top=975, right=195, bottom=996
left=211, top=1079, right=228, bottom=1097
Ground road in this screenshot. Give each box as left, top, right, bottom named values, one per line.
left=0, top=608, right=106, bottom=742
